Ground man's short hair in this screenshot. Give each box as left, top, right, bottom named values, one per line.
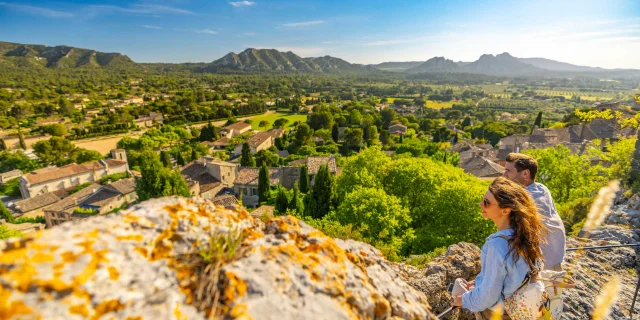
left=505, top=153, right=538, bottom=180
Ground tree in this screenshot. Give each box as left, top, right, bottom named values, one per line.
left=255, top=149, right=280, bottom=167
left=334, top=187, right=414, bottom=261
left=332, top=123, right=340, bottom=143
left=295, top=123, right=314, bottom=146
left=289, top=182, right=304, bottom=214
left=160, top=151, right=172, bottom=168
left=381, top=108, right=397, bottom=128
left=379, top=130, right=391, bottom=145
left=258, top=163, right=270, bottom=204
left=343, top=127, right=363, bottom=152
left=349, top=109, right=362, bottom=125
left=18, top=132, right=26, bottom=150
left=135, top=152, right=190, bottom=201
left=308, top=111, right=334, bottom=130
left=191, top=148, right=198, bottom=161
left=259, top=120, right=270, bottom=129
left=304, top=164, right=334, bottom=219
left=199, top=122, right=214, bottom=142
left=240, top=143, right=256, bottom=167
left=42, top=123, right=68, bottom=137
left=176, top=151, right=185, bottom=166
left=0, top=151, right=40, bottom=173
left=299, top=165, right=309, bottom=193
left=273, top=118, right=290, bottom=128
left=462, top=116, right=472, bottom=128
left=532, top=111, right=543, bottom=134
left=275, top=186, right=290, bottom=214
left=0, top=200, right=14, bottom=223
left=0, top=138, right=6, bottom=151
left=33, top=137, right=77, bottom=166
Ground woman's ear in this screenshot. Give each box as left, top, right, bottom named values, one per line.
left=502, top=208, right=512, bottom=216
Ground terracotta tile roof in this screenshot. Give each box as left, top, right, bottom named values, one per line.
left=265, top=128, right=285, bottom=138
left=235, top=168, right=281, bottom=186
left=11, top=192, right=60, bottom=214
left=212, top=194, right=239, bottom=208
left=22, top=163, right=93, bottom=185
left=45, top=183, right=101, bottom=213
left=459, top=156, right=505, bottom=178
left=306, top=156, right=337, bottom=175
left=105, top=178, right=136, bottom=194
left=181, top=162, right=221, bottom=192
left=245, top=131, right=273, bottom=148
left=0, top=169, right=22, bottom=179
left=79, top=189, right=121, bottom=208
left=225, top=122, right=251, bottom=131
left=103, top=159, right=128, bottom=168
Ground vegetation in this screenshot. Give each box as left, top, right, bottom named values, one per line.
left=73, top=207, right=99, bottom=216
left=135, top=151, right=190, bottom=201
left=0, top=225, right=23, bottom=240
left=68, top=182, right=93, bottom=195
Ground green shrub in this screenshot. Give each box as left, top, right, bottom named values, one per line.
left=0, top=225, right=23, bottom=240
left=0, top=179, right=21, bottom=197
left=404, top=247, right=447, bottom=268
left=13, top=216, right=45, bottom=224
left=99, top=172, right=130, bottom=185
left=73, top=207, right=99, bottom=216
left=69, top=182, right=92, bottom=195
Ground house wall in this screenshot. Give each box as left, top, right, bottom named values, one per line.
left=234, top=184, right=259, bottom=208
left=208, top=163, right=237, bottom=188
left=20, top=165, right=127, bottom=199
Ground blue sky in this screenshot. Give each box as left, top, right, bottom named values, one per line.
left=1, top=0, right=639, bottom=68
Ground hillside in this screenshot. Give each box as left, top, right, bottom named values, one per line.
left=201, top=48, right=373, bottom=73
left=406, top=57, right=460, bottom=73
left=372, top=61, right=424, bottom=72
left=461, top=52, right=543, bottom=76
left=0, top=41, right=135, bottom=69
left=519, top=57, right=605, bottom=72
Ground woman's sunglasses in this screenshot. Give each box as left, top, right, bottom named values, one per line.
left=482, top=198, right=492, bottom=207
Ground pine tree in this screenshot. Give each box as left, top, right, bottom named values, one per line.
left=160, top=151, right=172, bottom=168
left=258, top=163, right=270, bottom=204
left=176, top=152, right=185, bottom=166
left=275, top=186, right=289, bottom=214
left=240, top=143, right=256, bottom=167
left=304, top=164, right=334, bottom=219
left=0, top=200, right=15, bottom=223
left=399, top=134, right=403, bottom=144
left=299, top=165, right=309, bottom=193
left=332, top=123, right=339, bottom=142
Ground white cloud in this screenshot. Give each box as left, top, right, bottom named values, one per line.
left=143, top=25, right=162, bottom=29
left=86, top=4, right=194, bottom=16
left=196, top=29, right=218, bottom=35
left=279, top=20, right=325, bottom=28
left=0, top=2, right=73, bottom=18
left=229, top=1, right=256, bottom=7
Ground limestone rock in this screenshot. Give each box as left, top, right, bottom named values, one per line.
left=0, top=197, right=434, bottom=320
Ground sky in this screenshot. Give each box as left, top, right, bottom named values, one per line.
left=1, top=0, right=640, bottom=68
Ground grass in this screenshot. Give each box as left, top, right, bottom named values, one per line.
left=247, top=112, right=307, bottom=131
left=404, top=247, right=447, bottom=268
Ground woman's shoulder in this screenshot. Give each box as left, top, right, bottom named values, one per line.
left=483, top=233, right=512, bottom=257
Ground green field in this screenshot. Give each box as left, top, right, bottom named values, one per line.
left=249, top=112, right=308, bottom=130
left=426, top=100, right=454, bottom=109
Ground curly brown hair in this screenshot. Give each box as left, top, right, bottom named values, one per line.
left=489, top=177, right=547, bottom=271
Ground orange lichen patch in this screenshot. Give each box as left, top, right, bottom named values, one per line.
left=224, top=271, right=248, bottom=303
left=126, top=317, right=142, bottom=320
left=123, top=214, right=140, bottom=224
left=30, top=252, right=55, bottom=263
left=244, top=228, right=264, bottom=241
left=0, top=247, right=28, bottom=264
left=115, top=234, right=144, bottom=242
left=230, top=303, right=252, bottom=319
left=91, top=299, right=124, bottom=320
left=108, top=266, right=120, bottom=280
left=72, top=249, right=109, bottom=286
left=0, top=287, right=34, bottom=318
left=73, top=288, right=91, bottom=301
left=372, top=293, right=391, bottom=318
left=134, top=246, right=148, bottom=258
left=69, top=304, right=90, bottom=317
left=174, top=304, right=188, bottom=320
left=61, top=251, right=79, bottom=263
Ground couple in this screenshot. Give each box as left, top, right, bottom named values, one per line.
left=451, top=153, right=566, bottom=319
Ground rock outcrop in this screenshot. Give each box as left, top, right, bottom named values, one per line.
left=0, top=197, right=434, bottom=320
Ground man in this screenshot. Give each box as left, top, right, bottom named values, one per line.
left=503, top=153, right=565, bottom=271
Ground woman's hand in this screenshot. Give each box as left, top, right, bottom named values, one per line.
left=466, top=280, right=475, bottom=290
left=451, top=295, right=463, bottom=307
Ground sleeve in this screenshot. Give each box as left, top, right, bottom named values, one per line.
left=461, top=243, right=507, bottom=312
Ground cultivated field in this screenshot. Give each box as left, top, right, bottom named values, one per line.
left=248, top=113, right=307, bottom=130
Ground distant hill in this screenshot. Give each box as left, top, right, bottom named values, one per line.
left=202, top=48, right=373, bottom=73
left=518, top=57, right=605, bottom=72
left=461, top=52, right=543, bottom=76
left=406, top=57, right=460, bottom=73
left=371, top=61, right=424, bottom=72
left=0, top=41, right=135, bottom=69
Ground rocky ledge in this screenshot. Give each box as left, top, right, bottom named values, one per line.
left=0, top=197, right=434, bottom=320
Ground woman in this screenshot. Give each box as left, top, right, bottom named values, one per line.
left=452, top=177, right=547, bottom=319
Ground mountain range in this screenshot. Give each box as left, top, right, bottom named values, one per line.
left=1, top=41, right=638, bottom=78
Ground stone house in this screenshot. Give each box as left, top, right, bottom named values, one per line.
left=203, top=137, right=231, bottom=152
left=232, top=131, right=274, bottom=156
left=388, top=123, right=408, bottom=135
left=459, top=156, right=505, bottom=179
left=43, top=183, right=102, bottom=228
left=234, top=167, right=281, bottom=208
left=219, top=122, right=252, bottom=138
left=76, top=178, right=137, bottom=214
left=19, top=149, right=129, bottom=199
left=0, top=169, right=22, bottom=183
left=9, top=192, right=61, bottom=217
left=134, top=112, right=164, bottom=128
left=181, top=157, right=238, bottom=200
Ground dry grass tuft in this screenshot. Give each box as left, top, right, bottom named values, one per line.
left=592, top=275, right=622, bottom=320
left=584, top=180, right=620, bottom=231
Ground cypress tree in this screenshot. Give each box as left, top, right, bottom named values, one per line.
left=532, top=111, right=543, bottom=134
left=332, top=123, right=339, bottom=142
left=304, top=164, right=334, bottom=219
left=240, top=143, right=256, bottom=167
left=258, top=163, right=270, bottom=204
left=176, top=152, right=185, bottom=166
left=191, top=148, right=198, bottom=161
left=160, top=151, right=172, bottom=168
left=275, top=186, right=289, bottom=214
left=299, top=165, right=309, bottom=193
left=399, top=134, right=403, bottom=144
left=453, top=133, right=459, bottom=144
left=18, top=131, right=26, bottom=150
left=289, top=182, right=304, bottom=214
left=0, top=138, right=6, bottom=151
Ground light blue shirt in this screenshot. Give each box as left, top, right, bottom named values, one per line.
left=462, top=229, right=532, bottom=312
left=526, top=182, right=566, bottom=269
